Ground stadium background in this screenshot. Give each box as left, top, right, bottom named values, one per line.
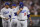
left=0, top=0, right=40, bottom=27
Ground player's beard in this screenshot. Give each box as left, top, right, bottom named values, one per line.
left=6, top=7, right=9, bottom=9
left=5, top=5, right=9, bottom=9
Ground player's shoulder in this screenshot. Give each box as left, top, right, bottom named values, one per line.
left=24, top=6, right=28, bottom=9
left=1, top=7, right=5, bottom=11
left=24, top=6, right=29, bottom=10
left=16, top=6, right=19, bottom=9
left=2, top=7, right=5, bottom=9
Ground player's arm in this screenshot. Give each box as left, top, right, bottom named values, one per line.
left=14, top=8, right=22, bottom=15
left=1, top=9, right=8, bottom=20
left=16, top=2, right=23, bottom=15
left=1, top=9, right=5, bottom=18
left=27, top=11, right=32, bottom=22
left=1, top=15, right=8, bottom=20
left=27, top=15, right=32, bottom=22
left=27, top=15, right=33, bottom=26
left=1, top=15, right=5, bottom=18
left=14, top=2, right=23, bottom=15
left=17, top=8, right=22, bottom=15
left=1, top=13, right=8, bottom=20
left=26, top=7, right=32, bottom=21
left=27, top=8, right=33, bottom=25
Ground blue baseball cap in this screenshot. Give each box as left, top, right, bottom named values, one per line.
left=5, top=2, right=10, bottom=5
left=11, top=4, right=16, bottom=6
left=19, top=2, right=24, bottom=8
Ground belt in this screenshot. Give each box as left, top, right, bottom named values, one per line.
left=11, top=18, right=15, bottom=19
left=19, top=20, right=25, bottom=21
left=12, top=18, right=15, bottom=19
left=18, top=19, right=25, bottom=21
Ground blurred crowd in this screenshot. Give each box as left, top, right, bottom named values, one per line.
left=23, top=0, right=40, bottom=15
left=0, top=0, right=40, bottom=15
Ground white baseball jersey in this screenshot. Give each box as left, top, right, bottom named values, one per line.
left=11, top=8, right=20, bottom=27
left=11, top=8, right=18, bottom=19
left=1, top=7, right=11, bottom=18
left=17, top=6, right=30, bottom=20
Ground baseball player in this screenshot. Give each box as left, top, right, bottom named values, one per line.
left=1, top=2, right=11, bottom=27
left=11, top=4, right=20, bottom=27
left=16, top=2, right=32, bottom=27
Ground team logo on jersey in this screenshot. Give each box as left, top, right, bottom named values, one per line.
left=20, top=10, right=26, bottom=13
left=24, top=13, right=26, bottom=16
left=3, top=11, right=9, bottom=14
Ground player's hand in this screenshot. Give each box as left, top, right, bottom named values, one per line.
left=20, top=8, right=23, bottom=11
left=29, top=20, right=33, bottom=26
left=5, top=18, right=8, bottom=20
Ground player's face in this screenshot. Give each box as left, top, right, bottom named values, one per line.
left=12, top=6, right=16, bottom=8
left=5, top=5, right=9, bottom=8
left=20, top=8, right=23, bottom=9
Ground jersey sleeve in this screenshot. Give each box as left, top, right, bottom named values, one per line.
left=16, top=6, right=19, bottom=12
left=27, top=8, right=30, bottom=15
left=1, top=9, right=5, bottom=18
